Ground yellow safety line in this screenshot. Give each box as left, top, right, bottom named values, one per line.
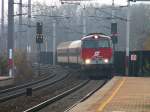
left=97, top=77, right=126, bottom=112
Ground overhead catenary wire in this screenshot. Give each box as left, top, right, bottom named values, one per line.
left=95, top=8, right=127, bottom=21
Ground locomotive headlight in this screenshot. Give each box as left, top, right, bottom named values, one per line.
left=85, top=59, right=91, bottom=64
left=103, top=59, right=109, bottom=63
left=94, top=35, right=98, bottom=39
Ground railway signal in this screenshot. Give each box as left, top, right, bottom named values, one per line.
left=36, top=22, right=43, bottom=44
left=111, top=23, right=118, bottom=44
left=36, top=34, right=44, bottom=43
left=36, top=22, right=43, bottom=34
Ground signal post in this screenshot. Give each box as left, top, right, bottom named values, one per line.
left=36, top=22, right=43, bottom=76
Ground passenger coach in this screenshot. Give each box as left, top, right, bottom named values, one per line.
left=57, top=33, right=114, bottom=75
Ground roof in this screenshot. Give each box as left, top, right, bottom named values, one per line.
left=69, top=40, right=81, bottom=49
left=81, top=33, right=111, bottom=40
left=57, top=41, right=72, bottom=50
left=57, top=40, right=81, bottom=50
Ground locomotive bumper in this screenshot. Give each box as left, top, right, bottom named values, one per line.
left=82, top=64, right=113, bottom=70
left=82, top=58, right=113, bottom=70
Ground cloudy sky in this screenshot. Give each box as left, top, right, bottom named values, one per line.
left=0, top=0, right=149, bottom=20
left=0, top=0, right=127, bottom=14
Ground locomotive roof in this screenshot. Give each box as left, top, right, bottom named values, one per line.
left=81, top=34, right=111, bottom=40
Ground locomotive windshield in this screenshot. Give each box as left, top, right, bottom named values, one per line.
left=82, top=39, right=110, bottom=48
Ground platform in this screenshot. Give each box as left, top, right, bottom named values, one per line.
left=68, top=76, right=150, bottom=112
left=0, top=76, right=14, bottom=87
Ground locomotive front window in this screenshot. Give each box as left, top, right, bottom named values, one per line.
left=82, top=39, right=110, bottom=48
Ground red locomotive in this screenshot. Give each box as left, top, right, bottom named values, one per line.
left=57, top=33, right=114, bottom=77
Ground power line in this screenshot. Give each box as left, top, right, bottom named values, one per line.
left=95, top=8, right=127, bottom=21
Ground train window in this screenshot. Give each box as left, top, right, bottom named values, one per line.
left=82, top=39, right=110, bottom=48
left=97, top=39, right=110, bottom=47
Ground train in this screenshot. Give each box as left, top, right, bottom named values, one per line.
left=57, top=33, right=114, bottom=77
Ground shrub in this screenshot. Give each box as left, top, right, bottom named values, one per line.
left=13, top=51, right=34, bottom=83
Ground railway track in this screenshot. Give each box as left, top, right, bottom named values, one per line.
left=23, top=79, right=107, bottom=112
left=64, top=80, right=107, bottom=112
left=0, top=65, right=109, bottom=112
left=0, top=68, right=85, bottom=112
left=0, top=73, right=55, bottom=94
left=0, top=65, right=69, bottom=103
left=24, top=80, right=89, bottom=112
left=0, top=64, right=53, bottom=90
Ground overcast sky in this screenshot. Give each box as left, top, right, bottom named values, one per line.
left=0, top=0, right=149, bottom=20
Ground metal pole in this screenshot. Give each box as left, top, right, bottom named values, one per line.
left=83, top=5, right=86, bottom=36
left=19, top=0, right=22, bottom=24
left=19, top=0, right=22, bottom=50
left=112, top=0, right=115, bottom=21
left=112, top=0, right=116, bottom=51
left=8, top=0, right=14, bottom=77
left=53, top=19, right=56, bottom=65
left=139, top=51, right=142, bottom=75
left=1, top=0, right=4, bottom=54
left=126, top=0, right=130, bottom=76
left=27, top=0, right=31, bottom=54
left=28, top=0, right=31, bottom=20
left=45, top=36, right=48, bottom=52
left=51, top=6, right=56, bottom=66
left=38, top=43, right=41, bottom=76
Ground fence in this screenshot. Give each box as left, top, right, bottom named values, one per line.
left=114, top=51, right=150, bottom=76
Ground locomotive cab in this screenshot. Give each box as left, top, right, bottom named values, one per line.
left=81, top=34, right=113, bottom=70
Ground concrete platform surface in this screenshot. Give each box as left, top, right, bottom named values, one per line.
left=68, top=76, right=150, bottom=112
